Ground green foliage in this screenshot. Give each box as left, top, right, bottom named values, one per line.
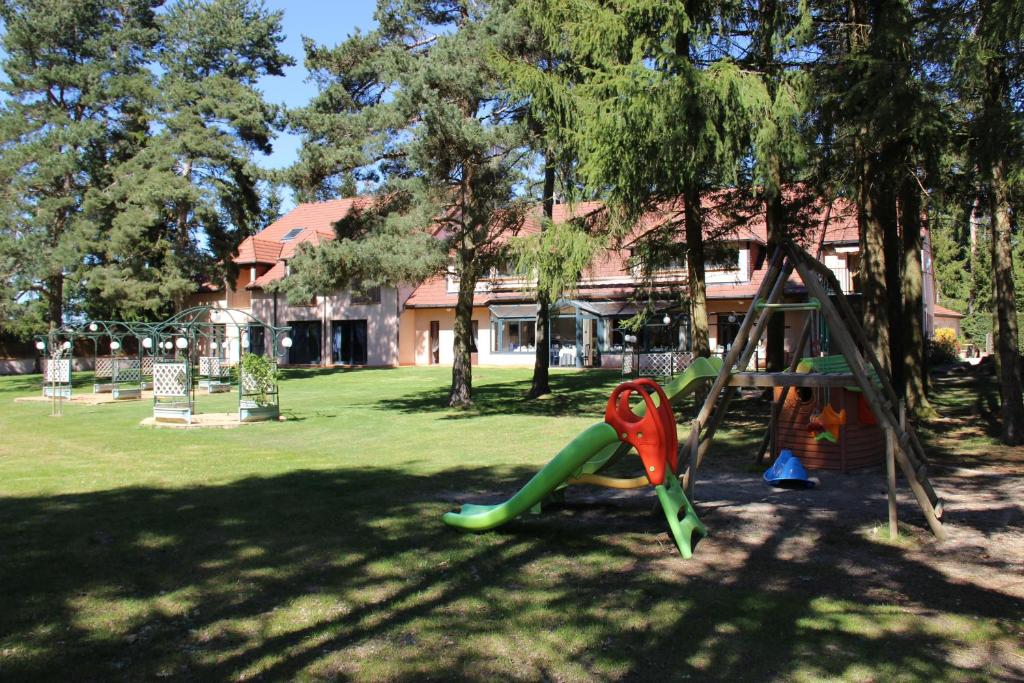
left=239, top=352, right=279, bottom=405
left=929, top=328, right=960, bottom=365
left=511, top=217, right=604, bottom=303
left=287, top=1, right=537, bottom=404
left=0, top=0, right=159, bottom=331
left=0, top=0, right=290, bottom=331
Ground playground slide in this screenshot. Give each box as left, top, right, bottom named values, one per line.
left=442, top=357, right=725, bottom=532
left=442, top=422, right=620, bottom=531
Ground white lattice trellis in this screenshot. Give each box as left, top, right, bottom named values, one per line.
left=95, top=356, right=113, bottom=379
left=638, top=352, right=674, bottom=377
left=44, top=358, right=71, bottom=383
left=241, top=361, right=277, bottom=394
left=112, top=358, right=142, bottom=383
left=672, top=352, right=694, bottom=374
left=199, top=356, right=227, bottom=378
left=153, top=362, right=189, bottom=397
left=625, top=352, right=695, bottom=377
left=141, top=356, right=154, bottom=375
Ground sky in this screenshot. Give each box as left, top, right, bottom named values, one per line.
left=254, top=2, right=379, bottom=180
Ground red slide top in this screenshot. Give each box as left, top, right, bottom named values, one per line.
left=604, top=378, right=679, bottom=486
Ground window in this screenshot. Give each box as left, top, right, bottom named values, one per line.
left=494, top=319, right=536, bottom=352
left=705, top=247, right=740, bottom=271
left=489, top=257, right=520, bottom=278
left=351, top=285, right=381, bottom=305
left=280, top=228, right=304, bottom=242
left=247, top=325, right=265, bottom=356
left=641, top=324, right=675, bottom=352
left=287, top=321, right=322, bottom=365
left=602, top=314, right=691, bottom=353
left=332, top=320, right=367, bottom=365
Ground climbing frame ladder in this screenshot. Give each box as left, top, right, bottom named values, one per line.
left=681, top=243, right=947, bottom=540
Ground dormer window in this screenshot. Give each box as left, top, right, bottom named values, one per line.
left=280, top=228, right=303, bottom=242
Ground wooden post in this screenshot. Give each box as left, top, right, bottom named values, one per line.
left=769, top=400, right=779, bottom=463
left=885, top=403, right=901, bottom=539
left=686, top=418, right=699, bottom=500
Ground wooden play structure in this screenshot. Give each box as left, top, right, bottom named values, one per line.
left=680, top=243, right=946, bottom=540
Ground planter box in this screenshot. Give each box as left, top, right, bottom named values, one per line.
left=154, top=401, right=193, bottom=424
left=93, top=382, right=115, bottom=393
left=207, top=381, right=232, bottom=394
left=112, top=387, right=142, bottom=400
left=239, top=400, right=279, bottom=422
left=42, top=385, right=72, bottom=399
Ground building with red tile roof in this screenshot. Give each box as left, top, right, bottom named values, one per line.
left=190, top=194, right=954, bottom=369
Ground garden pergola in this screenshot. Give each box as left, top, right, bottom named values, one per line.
left=33, top=307, right=291, bottom=424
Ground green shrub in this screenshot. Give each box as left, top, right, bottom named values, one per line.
left=240, top=353, right=279, bottom=405
left=928, top=328, right=960, bottom=365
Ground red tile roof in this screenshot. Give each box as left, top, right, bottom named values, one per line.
left=232, top=197, right=375, bottom=266
left=248, top=261, right=286, bottom=290
left=237, top=193, right=861, bottom=300
left=933, top=304, right=964, bottom=319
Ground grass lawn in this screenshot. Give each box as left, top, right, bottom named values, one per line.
left=0, top=367, right=1021, bottom=681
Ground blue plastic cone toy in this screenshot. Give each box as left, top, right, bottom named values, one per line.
left=764, top=449, right=815, bottom=488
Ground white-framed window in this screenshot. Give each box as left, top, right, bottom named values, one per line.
left=493, top=318, right=537, bottom=353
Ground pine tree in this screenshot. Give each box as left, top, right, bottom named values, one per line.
left=287, top=0, right=532, bottom=406
left=742, top=0, right=811, bottom=372
left=0, top=0, right=159, bottom=330
left=497, top=0, right=593, bottom=398
left=81, top=0, right=292, bottom=318
left=958, top=0, right=1024, bottom=443
left=522, top=1, right=768, bottom=359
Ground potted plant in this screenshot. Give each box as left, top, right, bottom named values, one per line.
left=239, top=353, right=280, bottom=421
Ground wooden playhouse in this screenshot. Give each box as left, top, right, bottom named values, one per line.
left=772, top=356, right=883, bottom=471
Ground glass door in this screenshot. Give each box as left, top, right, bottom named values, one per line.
left=331, top=320, right=368, bottom=365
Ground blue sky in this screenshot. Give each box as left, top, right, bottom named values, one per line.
left=255, top=2, right=378, bottom=175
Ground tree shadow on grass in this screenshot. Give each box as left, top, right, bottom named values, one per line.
left=0, top=461, right=1020, bottom=681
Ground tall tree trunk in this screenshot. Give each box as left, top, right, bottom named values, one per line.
left=675, top=14, right=708, bottom=358
left=859, top=153, right=891, bottom=373
left=449, top=250, right=477, bottom=407
left=899, top=176, right=932, bottom=416
left=981, top=40, right=1024, bottom=444
left=989, top=158, right=1024, bottom=443
left=758, top=0, right=786, bottom=373
left=882, top=180, right=903, bottom=390
left=527, top=153, right=556, bottom=399
left=685, top=182, right=709, bottom=357
left=47, top=274, right=63, bottom=331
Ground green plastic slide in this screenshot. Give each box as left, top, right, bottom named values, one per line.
left=442, top=422, right=621, bottom=531
left=443, top=356, right=726, bottom=533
